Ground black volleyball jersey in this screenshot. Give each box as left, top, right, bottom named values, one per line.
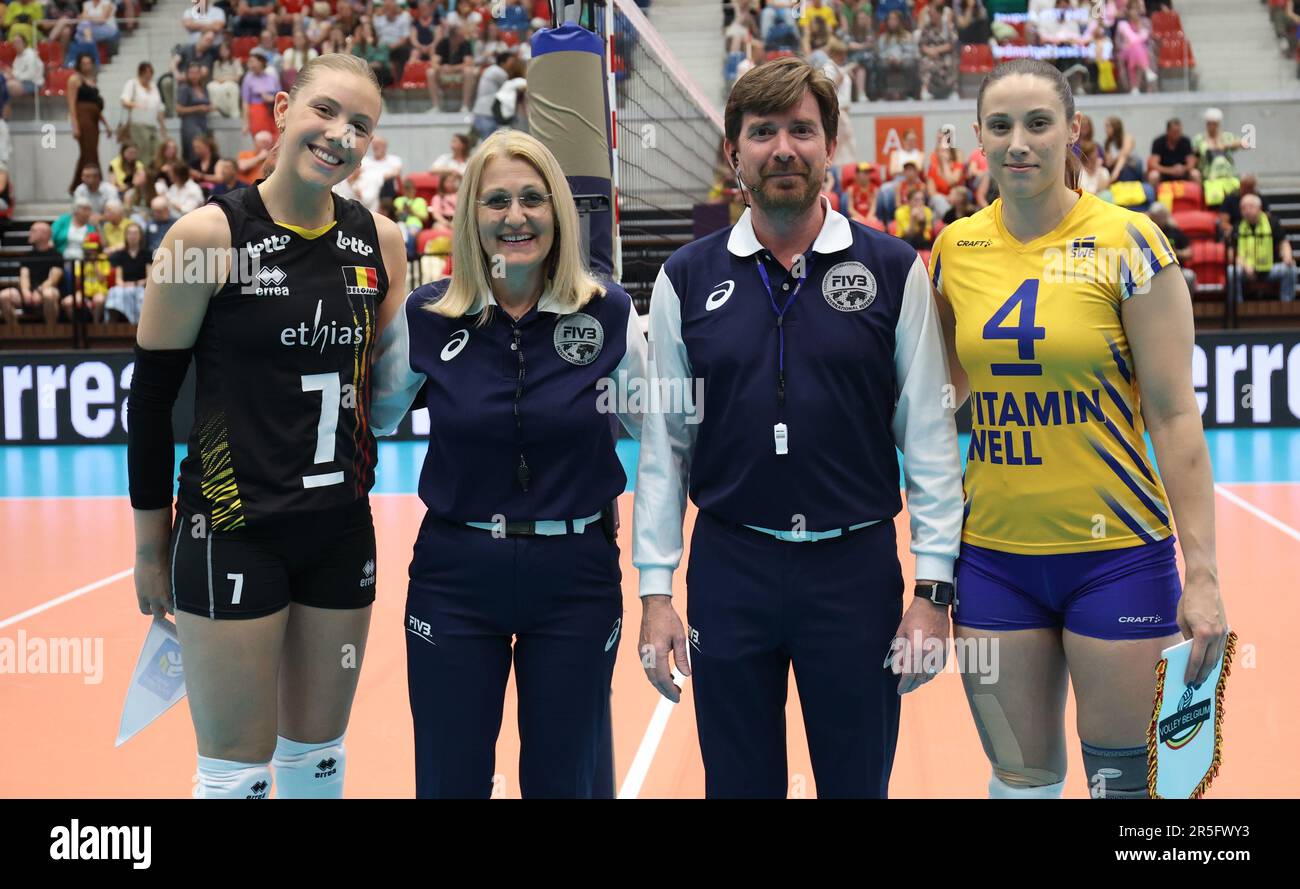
left=176, top=184, right=389, bottom=530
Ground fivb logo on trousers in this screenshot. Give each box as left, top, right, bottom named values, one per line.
left=50, top=821, right=151, bottom=869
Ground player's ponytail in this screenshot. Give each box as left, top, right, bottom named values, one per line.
left=977, top=59, right=1080, bottom=190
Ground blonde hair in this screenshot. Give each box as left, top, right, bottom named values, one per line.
left=431, top=129, right=605, bottom=324
left=288, top=52, right=381, bottom=103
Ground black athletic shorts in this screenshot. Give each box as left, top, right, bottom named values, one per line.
left=170, top=497, right=376, bottom=620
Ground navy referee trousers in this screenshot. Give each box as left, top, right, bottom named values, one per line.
left=685, top=511, right=904, bottom=798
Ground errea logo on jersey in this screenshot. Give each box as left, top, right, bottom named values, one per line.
left=337, top=230, right=375, bottom=256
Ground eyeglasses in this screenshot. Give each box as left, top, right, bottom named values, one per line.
left=476, top=192, right=553, bottom=212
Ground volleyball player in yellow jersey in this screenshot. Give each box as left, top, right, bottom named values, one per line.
left=928, top=60, right=1229, bottom=799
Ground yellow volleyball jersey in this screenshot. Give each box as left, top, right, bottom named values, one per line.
left=929, top=190, right=1177, bottom=555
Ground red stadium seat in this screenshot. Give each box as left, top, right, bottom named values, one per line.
left=406, top=171, right=441, bottom=203
left=277, top=36, right=294, bottom=53
left=533, top=0, right=551, bottom=19
left=37, top=40, right=62, bottom=67
left=1151, top=10, right=1182, bottom=37
left=960, top=42, right=994, bottom=73
left=41, top=67, right=74, bottom=97
left=1163, top=180, right=1203, bottom=212
left=1188, top=240, right=1227, bottom=295
left=1158, top=36, right=1194, bottom=69
left=231, top=36, right=259, bottom=61
left=1173, top=210, right=1219, bottom=242
left=0, top=43, right=17, bottom=67
left=280, top=0, right=305, bottom=14
left=397, top=60, right=430, bottom=91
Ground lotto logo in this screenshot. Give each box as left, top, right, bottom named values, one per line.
left=244, top=234, right=290, bottom=256
left=337, top=230, right=374, bottom=256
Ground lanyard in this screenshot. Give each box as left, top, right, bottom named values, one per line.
left=753, top=243, right=816, bottom=410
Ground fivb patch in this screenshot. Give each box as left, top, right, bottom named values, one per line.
left=822, top=261, right=877, bottom=312
left=554, top=312, right=604, bottom=365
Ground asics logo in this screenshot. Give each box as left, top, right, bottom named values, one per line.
left=705, top=280, right=734, bottom=311
left=441, top=329, right=469, bottom=361
left=604, top=618, right=621, bottom=652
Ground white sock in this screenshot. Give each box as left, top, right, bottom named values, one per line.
left=989, top=774, right=1065, bottom=799
left=195, top=755, right=273, bottom=799
left=271, top=734, right=347, bottom=799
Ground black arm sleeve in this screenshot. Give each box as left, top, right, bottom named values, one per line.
left=127, top=344, right=193, bottom=510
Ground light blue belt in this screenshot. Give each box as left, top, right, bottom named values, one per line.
left=742, top=519, right=880, bottom=542
left=465, top=511, right=603, bottom=536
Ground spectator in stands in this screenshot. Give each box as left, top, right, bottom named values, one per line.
left=0, top=70, right=10, bottom=177
left=1192, top=107, right=1244, bottom=182
left=176, top=62, right=214, bottom=163
left=477, top=20, right=513, bottom=65
left=4, top=34, right=44, bottom=97
left=174, top=29, right=220, bottom=79
left=352, top=20, right=395, bottom=89
left=122, top=166, right=156, bottom=226
left=71, top=163, right=116, bottom=221
left=1115, top=0, right=1155, bottom=93
left=281, top=29, right=318, bottom=90
left=182, top=0, right=227, bottom=45
left=303, top=2, right=335, bottom=46
left=190, top=134, right=222, bottom=190
left=1076, top=140, right=1110, bottom=195
left=1145, top=201, right=1196, bottom=290
left=1285, top=1, right=1300, bottom=58
left=66, top=230, right=109, bottom=322
left=151, top=137, right=181, bottom=182
left=54, top=197, right=96, bottom=260
left=429, top=132, right=471, bottom=175
left=759, top=0, right=798, bottom=41
left=105, top=222, right=149, bottom=323
left=363, top=135, right=404, bottom=201
left=108, top=143, right=144, bottom=193
left=428, top=171, right=459, bottom=238
left=876, top=0, right=912, bottom=26
left=965, top=145, right=991, bottom=206
left=875, top=9, right=920, bottom=99
left=497, top=0, right=530, bottom=37
left=374, top=0, right=415, bottom=85
left=956, top=0, right=992, bottom=45
left=1147, top=117, right=1200, bottom=188
left=1231, top=194, right=1296, bottom=303
left=0, top=222, right=64, bottom=326
left=394, top=177, right=430, bottom=249
left=917, top=1, right=958, bottom=100
left=209, top=159, right=242, bottom=196
left=242, top=51, right=280, bottom=138
left=444, top=0, right=484, bottom=34
left=231, top=0, right=278, bottom=39
left=99, top=199, right=127, bottom=252
left=159, top=161, right=205, bottom=217
left=943, top=185, right=976, bottom=223
left=432, top=22, right=476, bottom=111
left=236, top=129, right=276, bottom=185
left=411, top=1, right=442, bottom=61
left=333, top=159, right=383, bottom=210
left=927, top=128, right=964, bottom=216
left=256, top=28, right=284, bottom=74
left=471, top=51, right=512, bottom=140
left=209, top=41, right=245, bottom=117
left=119, top=62, right=165, bottom=164
left=895, top=184, right=934, bottom=249
left=67, top=52, right=109, bottom=195
left=888, top=128, right=926, bottom=180
left=844, top=162, right=882, bottom=228
left=79, top=0, right=120, bottom=49
left=491, top=55, right=529, bottom=131
left=1218, top=174, right=1268, bottom=230
left=1102, top=115, right=1140, bottom=182
left=843, top=9, right=877, bottom=100
left=333, top=2, right=361, bottom=41
left=4, top=3, right=44, bottom=48
left=143, top=195, right=175, bottom=253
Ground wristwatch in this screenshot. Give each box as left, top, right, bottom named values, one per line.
left=914, top=580, right=956, bottom=607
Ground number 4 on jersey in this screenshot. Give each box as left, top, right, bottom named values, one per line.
left=983, top=279, right=1045, bottom=376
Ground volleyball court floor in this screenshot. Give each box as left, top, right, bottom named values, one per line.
left=2, top=429, right=1297, bottom=798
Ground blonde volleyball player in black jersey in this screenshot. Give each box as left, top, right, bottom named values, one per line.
left=929, top=60, right=1229, bottom=798
left=128, top=54, right=408, bottom=798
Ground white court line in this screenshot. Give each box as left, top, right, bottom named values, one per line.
left=618, top=671, right=688, bottom=800
left=1215, top=484, right=1300, bottom=543
left=0, top=568, right=132, bottom=631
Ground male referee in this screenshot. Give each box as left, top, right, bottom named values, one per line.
left=633, top=57, right=963, bottom=798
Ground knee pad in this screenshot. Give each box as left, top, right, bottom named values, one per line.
left=1082, top=742, right=1150, bottom=799
left=271, top=734, right=347, bottom=799
left=989, top=773, right=1065, bottom=799
left=195, top=755, right=273, bottom=799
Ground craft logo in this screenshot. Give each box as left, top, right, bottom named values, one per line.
left=1158, top=685, right=1211, bottom=749
left=957, top=239, right=992, bottom=247
left=342, top=266, right=379, bottom=296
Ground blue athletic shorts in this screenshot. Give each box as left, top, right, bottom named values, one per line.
left=953, top=537, right=1182, bottom=641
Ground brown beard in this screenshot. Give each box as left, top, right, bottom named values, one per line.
left=753, top=167, right=820, bottom=218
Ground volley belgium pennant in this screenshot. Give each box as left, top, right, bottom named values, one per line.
left=1147, top=632, right=1238, bottom=798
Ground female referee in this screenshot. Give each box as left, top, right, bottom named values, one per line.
left=928, top=59, right=1229, bottom=799
left=128, top=54, right=408, bottom=799
left=371, top=129, right=646, bottom=798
